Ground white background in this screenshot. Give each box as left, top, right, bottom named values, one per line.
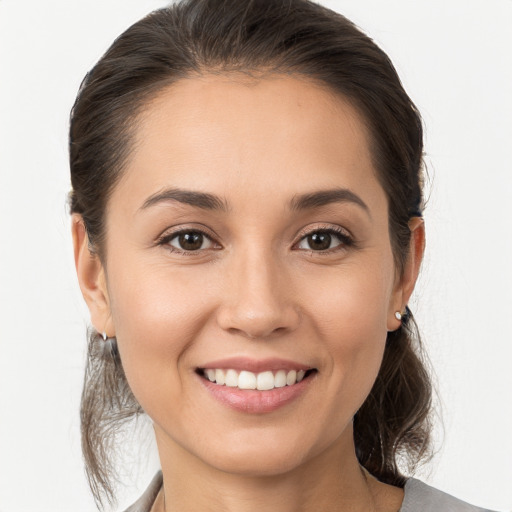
left=1, top=1, right=511, bottom=511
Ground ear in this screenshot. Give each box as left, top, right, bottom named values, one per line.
left=387, top=217, right=425, bottom=331
left=72, top=214, right=115, bottom=337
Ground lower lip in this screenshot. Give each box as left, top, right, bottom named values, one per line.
left=198, top=373, right=314, bottom=414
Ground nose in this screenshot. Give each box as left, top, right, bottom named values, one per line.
left=216, top=249, right=301, bottom=340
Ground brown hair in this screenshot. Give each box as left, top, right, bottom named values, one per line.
left=69, top=0, right=432, bottom=507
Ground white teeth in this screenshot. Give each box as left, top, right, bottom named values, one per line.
left=256, top=371, right=274, bottom=391
left=215, top=369, right=226, bottom=385
left=239, top=370, right=257, bottom=389
left=225, top=369, right=239, bottom=387
left=203, top=368, right=310, bottom=390
left=274, top=370, right=287, bottom=388
left=286, top=370, right=297, bottom=386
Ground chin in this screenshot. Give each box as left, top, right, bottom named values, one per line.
left=191, top=422, right=345, bottom=478
left=205, top=445, right=310, bottom=477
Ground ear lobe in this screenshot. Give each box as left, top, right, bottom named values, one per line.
left=72, top=214, right=114, bottom=336
left=388, top=217, right=425, bottom=330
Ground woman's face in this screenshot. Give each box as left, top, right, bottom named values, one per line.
left=83, top=74, right=412, bottom=476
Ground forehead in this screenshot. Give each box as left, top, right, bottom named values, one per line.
left=113, top=73, right=385, bottom=214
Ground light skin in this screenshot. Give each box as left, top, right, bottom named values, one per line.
left=73, top=74, right=424, bottom=512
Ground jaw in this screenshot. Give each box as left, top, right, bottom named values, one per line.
left=153, top=420, right=374, bottom=512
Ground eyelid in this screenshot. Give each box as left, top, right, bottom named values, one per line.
left=294, top=223, right=353, bottom=241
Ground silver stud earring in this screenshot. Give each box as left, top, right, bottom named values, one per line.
left=394, top=311, right=402, bottom=321
left=100, top=331, right=118, bottom=360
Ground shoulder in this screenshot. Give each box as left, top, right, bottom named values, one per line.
left=123, top=471, right=163, bottom=512
left=401, top=478, right=497, bottom=512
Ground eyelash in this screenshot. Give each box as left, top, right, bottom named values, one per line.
left=156, top=225, right=354, bottom=255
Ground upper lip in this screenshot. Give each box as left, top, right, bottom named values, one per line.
left=198, top=357, right=313, bottom=373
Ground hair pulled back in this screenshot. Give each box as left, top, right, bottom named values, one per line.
left=69, top=0, right=431, bottom=507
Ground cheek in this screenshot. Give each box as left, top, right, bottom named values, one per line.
left=305, top=256, right=393, bottom=339
left=303, top=259, right=393, bottom=402
left=106, top=263, right=210, bottom=410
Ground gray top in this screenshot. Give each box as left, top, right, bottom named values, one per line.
left=124, top=471, right=496, bottom=512
left=400, top=478, right=495, bottom=511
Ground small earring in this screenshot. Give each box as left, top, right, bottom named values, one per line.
left=394, top=311, right=402, bottom=321
left=100, top=331, right=119, bottom=360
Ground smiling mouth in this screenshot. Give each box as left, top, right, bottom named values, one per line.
left=197, top=368, right=317, bottom=391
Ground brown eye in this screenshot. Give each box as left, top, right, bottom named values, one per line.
left=297, top=229, right=351, bottom=252
left=169, top=231, right=213, bottom=251
left=306, top=232, right=332, bottom=251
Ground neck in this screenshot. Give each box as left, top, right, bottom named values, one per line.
left=154, top=423, right=385, bottom=512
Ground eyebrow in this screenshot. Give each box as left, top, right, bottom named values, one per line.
left=140, top=187, right=229, bottom=212
left=140, top=186, right=370, bottom=216
left=289, top=188, right=370, bottom=216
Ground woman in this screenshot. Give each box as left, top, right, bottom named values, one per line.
left=69, top=1, right=495, bottom=511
